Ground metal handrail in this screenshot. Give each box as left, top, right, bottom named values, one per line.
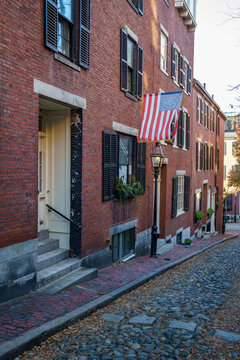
left=46, top=204, right=81, bottom=229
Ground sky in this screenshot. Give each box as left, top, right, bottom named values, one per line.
left=194, top=0, right=240, bottom=113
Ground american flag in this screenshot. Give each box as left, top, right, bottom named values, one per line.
left=138, top=91, right=183, bottom=142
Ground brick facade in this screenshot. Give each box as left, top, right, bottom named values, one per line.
left=0, top=0, right=225, bottom=301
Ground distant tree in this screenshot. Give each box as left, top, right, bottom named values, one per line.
left=228, top=121, right=240, bottom=188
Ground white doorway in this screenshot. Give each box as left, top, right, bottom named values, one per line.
left=38, top=100, right=71, bottom=249
left=211, top=192, right=216, bottom=233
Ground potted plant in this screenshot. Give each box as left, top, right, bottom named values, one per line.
left=195, top=210, right=204, bottom=222
left=116, top=176, right=144, bottom=201
left=207, top=208, right=214, bottom=218
left=204, top=231, right=211, bottom=239
left=184, top=238, right=192, bottom=246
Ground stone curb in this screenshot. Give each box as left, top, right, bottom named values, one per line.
left=0, top=233, right=238, bottom=360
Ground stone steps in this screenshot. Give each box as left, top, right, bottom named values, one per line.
left=37, top=236, right=98, bottom=293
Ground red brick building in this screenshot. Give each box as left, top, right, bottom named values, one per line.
left=1, top=0, right=224, bottom=302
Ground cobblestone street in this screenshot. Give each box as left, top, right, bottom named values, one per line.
left=17, top=237, right=240, bottom=360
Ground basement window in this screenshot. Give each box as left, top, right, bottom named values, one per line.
left=112, top=228, right=135, bottom=262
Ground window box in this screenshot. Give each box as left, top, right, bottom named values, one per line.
left=116, top=176, right=144, bottom=200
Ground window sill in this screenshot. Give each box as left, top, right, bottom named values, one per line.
left=173, top=145, right=178, bottom=149
left=176, top=210, right=185, bottom=217
left=182, top=147, right=187, bottom=151
left=173, top=80, right=180, bottom=87
left=122, top=253, right=135, bottom=262
left=160, top=141, right=167, bottom=146
left=161, top=68, right=169, bottom=77
left=125, top=92, right=138, bottom=102
left=55, top=53, right=80, bottom=71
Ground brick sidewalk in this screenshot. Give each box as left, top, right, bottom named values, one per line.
left=0, top=233, right=238, bottom=359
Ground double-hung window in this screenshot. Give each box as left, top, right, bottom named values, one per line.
left=102, top=131, right=146, bottom=201
left=45, top=0, right=91, bottom=69
left=127, top=0, right=144, bottom=15
left=112, top=228, right=135, bottom=262
left=176, top=110, right=190, bottom=149
left=171, top=175, right=190, bottom=217
left=120, top=28, right=143, bottom=99
left=171, top=45, right=191, bottom=94
left=160, top=28, right=168, bottom=73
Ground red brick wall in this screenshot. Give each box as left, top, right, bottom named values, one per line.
left=0, top=1, right=196, bottom=254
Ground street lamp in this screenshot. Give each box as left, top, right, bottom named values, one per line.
left=222, top=188, right=227, bottom=234
left=150, top=143, right=164, bottom=258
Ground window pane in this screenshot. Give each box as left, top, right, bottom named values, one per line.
left=119, top=136, right=133, bottom=183
left=175, top=52, right=179, bottom=82
left=112, top=235, right=119, bottom=262
left=58, top=18, right=71, bottom=57
left=127, top=39, right=134, bottom=68
left=122, top=229, right=134, bottom=258
left=58, top=0, right=73, bottom=22
left=119, top=137, right=129, bottom=165
left=119, top=165, right=127, bottom=183
left=161, top=32, right=167, bottom=71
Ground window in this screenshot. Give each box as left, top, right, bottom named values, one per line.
left=224, top=165, right=226, bottom=180
left=210, top=146, right=214, bottom=171
left=120, top=29, right=143, bottom=99
left=183, top=61, right=188, bottom=91
left=171, top=176, right=190, bottom=217
left=45, top=0, right=91, bottom=68
left=204, top=102, right=207, bottom=127
left=171, top=45, right=191, bottom=94
left=112, top=228, right=135, bottom=262
left=232, top=142, right=237, bottom=155
left=227, top=194, right=232, bottom=210
left=127, top=0, right=144, bottom=15
left=119, top=136, right=133, bottom=183
left=196, top=96, right=203, bottom=124
left=224, top=142, right=227, bottom=155
left=102, top=131, right=146, bottom=201
left=204, top=143, right=208, bottom=171
left=194, top=190, right=202, bottom=223
left=160, top=31, right=168, bottom=73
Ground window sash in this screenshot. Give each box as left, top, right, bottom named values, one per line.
left=160, top=32, right=168, bottom=71
left=177, top=176, right=184, bottom=212
left=119, top=136, right=133, bottom=184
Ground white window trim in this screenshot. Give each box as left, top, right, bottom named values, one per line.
left=160, top=30, right=168, bottom=75
left=112, top=121, right=138, bottom=136
left=176, top=227, right=183, bottom=235
left=177, top=175, right=184, bottom=214
left=125, top=25, right=138, bottom=43
left=176, top=170, right=186, bottom=176
left=160, top=24, right=169, bottom=37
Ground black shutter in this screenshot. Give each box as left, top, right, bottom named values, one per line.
left=102, top=131, right=117, bottom=201
left=205, top=143, right=208, bottom=170
left=200, top=143, right=204, bottom=170
left=137, top=45, right=143, bottom=98
left=196, top=142, right=199, bottom=170
left=204, top=102, right=207, bottom=127
left=218, top=116, right=220, bottom=135
left=207, top=105, right=209, bottom=129
left=187, top=66, right=192, bottom=94
left=177, top=110, right=183, bottom=147
left=79, top=0, right=91, bottom=69
left=193, top=193, right=196, bottom=223
left=171, top=44, right=176, bottom=79
left=171, top=177, right=178, bottom=218
left=45, top=0, right=58, bottom=51
left=212, top=147, right=214, bottom=171
left=138, top=0, right=144, bottom=15
left=213, top=112, right=215, bottom=132
left=184, top=176, right=190, bottom=211
left=136, top=142, right=146, bottom=191
left=217, top=148, right=219, bottom=170
left=186, top=113, right=190, bottom=149
left=200, top=99, right=203, bottom=124
left=120, top=28, right=128, bottom=91
left=179, top=55, right=184, bottom=87
left=200, top=191, right=202, bottom=211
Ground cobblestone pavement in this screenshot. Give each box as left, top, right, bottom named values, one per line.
left=0, top=233, right=233, bottom=351
left=17, top=236, right=240, bottom=360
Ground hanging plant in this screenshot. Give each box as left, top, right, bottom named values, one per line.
left=116, top=176, right=144, bottom=200
left=207, top=208, right=214, bottom=216
left=195, top=210, right=204, bottom=221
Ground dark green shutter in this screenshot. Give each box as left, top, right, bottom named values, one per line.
left=200, top=99, right=203, bottom=124
left=120, top=28, right=128, bottom=91
left=138, top=0, right=144, bottom=15
left=102, top=131, right=117, bottom=201
left=137, top=45, right=143, bottom=98
left=177, top=110, right=183, bottom=147
left=196, top=95, right=199, bottom=122
left=184, top=176, right=190, bottom=211
left=186, top=113, right=190, bottom=149
left=200, top=143, right=204, bottom=170
left=171, top=177, right=178, bottom=218
left=136, top=142, right=146, bottom=191
left=45, top=0, right=58, bottom=51
left=79, top=0, right=91, bottom=69
left=196, top=142, right=199, bottom=170
left=187, top=66, right=192, bottom=94
left=171, top=44, right=175, bottom=79
left=193, top=193, right=196, bottom=223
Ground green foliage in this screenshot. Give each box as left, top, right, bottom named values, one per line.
left=207, top=208, right=214, bottom=216
left=184, top=238, right=192, bottom=245
left=195, top=210, right=204, bottom=221
left=116, top=176, right=144, bottom=200
left=228, top=122, right=240, bottom=189
left=216, top=201, right=220, bottom=208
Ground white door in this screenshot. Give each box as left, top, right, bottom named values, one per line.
left=47, top=110, right=71, bottom=249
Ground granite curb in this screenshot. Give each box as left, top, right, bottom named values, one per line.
left=0, top=233, right=238, bottom=360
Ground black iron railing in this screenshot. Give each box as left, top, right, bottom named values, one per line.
left=46, top=204, right=81, bottom=229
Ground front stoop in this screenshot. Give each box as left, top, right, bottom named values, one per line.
left=37, top=237, right=98, bottom=294
left=157, top=239, right=174, bottom=255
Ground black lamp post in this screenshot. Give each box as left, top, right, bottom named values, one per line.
left=150, top=143, right=164, bottom=258
left=222, top=189, right=227, bottom=234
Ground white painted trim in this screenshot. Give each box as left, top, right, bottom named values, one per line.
left=203, top=179, right=208, bottom=184
left=176, top=210, right=185, bottom=217
left=195, top=188, right=201, bottom=193
left=112, top=121, right=138, bottom=136
left=125, top=25, right=138, bottom=43
left=182, top=106, right=188, bottom=113
left=160, top=24, right=169, bottom=37
left=173, top=42, right=180, bottom=53
left=34, top=79, right=86, bottom=109
left=55, top=54, right=80, bottom=71
left=176, top=227, right=183, bottom=235
left=197, top=137, right=201, bottom=141
left=176, top=170, right=186, bottom=176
